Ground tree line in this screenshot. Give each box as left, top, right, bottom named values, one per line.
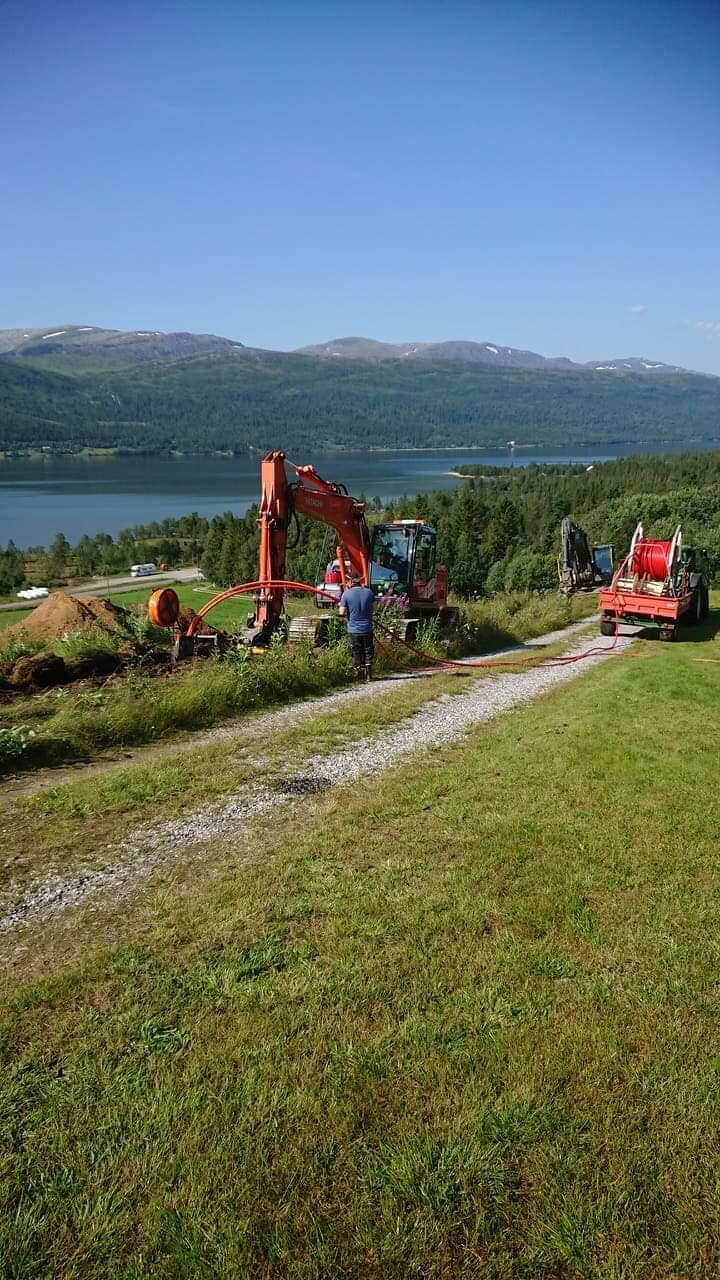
left=0, top=514, right=209, bottom=595
left=3, top=452, right=719, bottom=598
left=198, top=451, right=720, bottom=594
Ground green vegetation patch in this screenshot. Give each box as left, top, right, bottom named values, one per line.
left=0, top=608, right=30, bottom=632
left=0, top=641, right=356, bottom=773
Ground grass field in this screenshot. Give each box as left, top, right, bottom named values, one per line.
left=1, top=608, right=719, bottom=1276
left=0, top=607, right=30, bottom=631
left=105, top=582, right=260, bottom=631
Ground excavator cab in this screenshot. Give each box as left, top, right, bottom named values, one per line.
left=591, top=544, right=614, bottom=584
left=370, top=521, right=442, bottom=606
left=559, top=517, right=615, bottom=593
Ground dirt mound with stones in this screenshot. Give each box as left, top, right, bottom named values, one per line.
left=4, top=592, right=130, bottom=645
left=177, top=605, right=221, bottom=636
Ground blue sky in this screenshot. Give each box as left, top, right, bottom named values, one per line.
left=2, top=0, right=719, bottom=371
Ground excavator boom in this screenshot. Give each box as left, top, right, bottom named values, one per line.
left=253, top=450, right=371, bottom=640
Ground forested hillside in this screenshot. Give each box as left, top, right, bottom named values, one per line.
left=196, top=450, right=720, bottom=597
left=1, top=350, right=719, bottom=455
left=4, top=452, right=719, bottom=598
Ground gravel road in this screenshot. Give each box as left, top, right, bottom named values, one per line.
left=0, top=621, right=634, bottom=941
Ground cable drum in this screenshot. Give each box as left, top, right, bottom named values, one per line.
left=630, top=540, right=673, bottom=580
left=148, top=587, right=180, bottom=628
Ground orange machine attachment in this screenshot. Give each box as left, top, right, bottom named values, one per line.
left=148, top=587, right=181, bottom=629
left=251, top=451, right=371, bottom=642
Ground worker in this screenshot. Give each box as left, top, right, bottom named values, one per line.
left=339, top=572, right=375, bottom=681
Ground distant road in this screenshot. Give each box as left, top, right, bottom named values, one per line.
left=0, top=567, right=203, bottom=613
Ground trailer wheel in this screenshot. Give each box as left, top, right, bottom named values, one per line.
left=600, top=616, right=616, bottom=637
left=659, top=625, right=676, bottom=642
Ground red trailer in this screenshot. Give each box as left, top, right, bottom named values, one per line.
left=599, top=523, right=709, bottom=641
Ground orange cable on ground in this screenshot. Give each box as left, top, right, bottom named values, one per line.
left=177, top=577, right=629, bottom=670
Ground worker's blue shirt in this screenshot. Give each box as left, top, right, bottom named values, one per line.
left=340, top=585, right=375, bottom=635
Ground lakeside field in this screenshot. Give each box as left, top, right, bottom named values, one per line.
left=1, top=605, right=719, bottom=1276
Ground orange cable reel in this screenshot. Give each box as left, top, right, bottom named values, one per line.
left=148, top=587, right=181, bottom=629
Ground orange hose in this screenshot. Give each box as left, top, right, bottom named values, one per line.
left=183, top=577, right=624, bottom=669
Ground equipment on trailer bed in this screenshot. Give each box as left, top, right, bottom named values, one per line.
left=149, top=451, right=456, bottom=657
left=599, top=522, right=709, bottom=640
left=558, top=517, right=614, bottom=593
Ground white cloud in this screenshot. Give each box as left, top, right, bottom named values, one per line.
left=692, top=319, right=720, bottom=333
left=627, top=303, right=646, bottom=314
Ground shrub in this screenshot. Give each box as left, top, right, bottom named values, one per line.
left=0, top=724, right=36, bottom=765
left=457, top=591, right=592, bottom=652
left=0, top=635, right=44, bottom=663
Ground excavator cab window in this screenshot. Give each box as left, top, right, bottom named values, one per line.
left=413, top=531, right=436, bottom=593
left=370, top=526, right=412, bottom=587
left=592, top=544, right=614, bottom=582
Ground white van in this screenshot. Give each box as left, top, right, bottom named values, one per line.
left=130, top=563, right=158, bottom=578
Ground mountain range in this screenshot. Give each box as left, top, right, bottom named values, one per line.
left=294, top=335, right=682, bottom=374
left=0, top=324, right=693, bottom=375
left=0, top=324, right=718, bottom=458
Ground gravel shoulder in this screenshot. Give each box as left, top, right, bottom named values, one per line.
left=0, top=620, right=634, bottom=949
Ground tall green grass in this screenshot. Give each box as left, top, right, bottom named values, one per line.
left=0, top=642, right=356, bottom=772
left=457, top=590, right=595, bottom=651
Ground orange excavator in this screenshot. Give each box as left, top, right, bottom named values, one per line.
left=149, top=450, right=454, bottom=656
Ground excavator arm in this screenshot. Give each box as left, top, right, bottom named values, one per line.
left=253, top=450, right=371, bottom=639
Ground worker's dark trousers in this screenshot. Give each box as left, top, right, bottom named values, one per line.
left=348, top=633, right=374, bottom=680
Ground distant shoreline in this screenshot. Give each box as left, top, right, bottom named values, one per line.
left=0, top=443, right=527, bottom=462
left=2, top=438, right=716, bottom=466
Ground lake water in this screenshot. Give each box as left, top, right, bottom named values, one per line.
left=0, top=444, right=702, bottom=548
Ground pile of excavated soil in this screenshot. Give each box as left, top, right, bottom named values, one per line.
left=177, top=605, right=221, bottom=636
left=4, top=592, right=130, bottom=645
